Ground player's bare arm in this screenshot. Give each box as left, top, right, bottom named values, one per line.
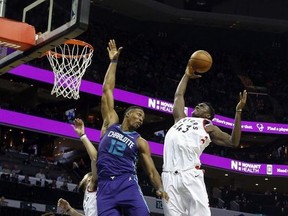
left=137, top=137, right=169, bottom=201
left=207, top=90, right=247, bottom=147
left=207, top=125, right=235, bottom=147
left=90, top=160, right=97, bottom=190
left=72, top=118, right=97, bottom=160
left=173, top=60, right=202, bottom=123
left=101, top=39, right=123, bottom=135
left=71, top=118, right=98, bottom=188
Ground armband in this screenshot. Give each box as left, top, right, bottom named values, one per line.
left=80, top=134, right=87, bottom=140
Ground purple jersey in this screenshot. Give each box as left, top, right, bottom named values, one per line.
left=97, top=124, right=140, bottom=179
left=97, top=124, right=150, bottom=216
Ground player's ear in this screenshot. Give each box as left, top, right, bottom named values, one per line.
left=205, top=113, right=211, bottom=119
left=125, top=110, right=131, bottom=118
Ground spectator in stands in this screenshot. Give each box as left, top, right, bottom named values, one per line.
left=10, top=173, right=18, bottom=183
left=0, top=173, right=8, bottom=181
left=72, top=160, right=87, bottom=177
left=21, top=175, right=31, bottom=185
left=60, top=180, right=69, bottom=191
left=23, top=156, right=32, bottom=165
left=48, top=179, right=57, bottom=189
left=11, top=165, right=22, bottom=175
left=72, top=185, right=78, bottom=192
left=44, top=170, right=52, bottom=180
left=0, top=196, right=7, bottom=207
left=35, top=169, right=46, bottom=180
left=78, top=158, right=86, bottom=170
left=57, top=174, right=66, bottom=182
left=2, top=164, right=11, bottom=174
left=66, top=175, right=73, bottom=183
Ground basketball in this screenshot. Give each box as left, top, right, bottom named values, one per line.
left=189, top=50, right=212, bottom=73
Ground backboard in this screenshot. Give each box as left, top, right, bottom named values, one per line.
left=0, top=0, right=90, bottom=75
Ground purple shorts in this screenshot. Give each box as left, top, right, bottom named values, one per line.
left=97, top=174, right=150, bottom=216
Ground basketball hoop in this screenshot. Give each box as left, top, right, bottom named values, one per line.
left=45, top=39, right=94, bottom=100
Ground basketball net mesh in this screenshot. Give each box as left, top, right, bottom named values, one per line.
left=46, top=40, right=93, bottom=100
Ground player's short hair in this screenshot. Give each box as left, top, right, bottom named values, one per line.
left=124, top=106, right=144, bottom=116
left=203, top=102, right=215, bottom=120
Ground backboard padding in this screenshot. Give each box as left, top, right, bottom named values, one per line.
left=0, top=0, right=90, bottom=75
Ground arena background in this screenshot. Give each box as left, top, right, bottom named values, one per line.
left=0, top=0, right=288, bottom=215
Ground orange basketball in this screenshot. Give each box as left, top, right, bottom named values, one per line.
left=190, top=50, right=212, bottom=73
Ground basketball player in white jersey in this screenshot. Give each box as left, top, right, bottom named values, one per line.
left=162, top=58, right=247, bottom=216
left=57, top=171, right=97, bottom=216
left=58, top=118, right=97, bottom=216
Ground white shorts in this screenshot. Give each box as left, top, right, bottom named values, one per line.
left=162, top=168, right=211, bottom=216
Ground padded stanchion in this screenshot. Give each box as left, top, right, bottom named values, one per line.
left=0, top=18, right=36, bottom=51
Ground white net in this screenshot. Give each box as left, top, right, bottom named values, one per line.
left=46, top=39, right=93, bottom=100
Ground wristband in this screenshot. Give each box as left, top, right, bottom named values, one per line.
left=236, top=109, right=242, bottom=112
left=80, top=134, right=86, bottom=140
left=111, top=59, right=118, bottom=63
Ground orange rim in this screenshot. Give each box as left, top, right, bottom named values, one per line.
left=45, top=39, right=94, bottom=59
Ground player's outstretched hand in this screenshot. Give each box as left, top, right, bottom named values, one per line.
left=236, top=90, right=248, bottom=112
left=107, top=39, right=123, bottom=61
left=71, top=118, right=85, bottom=137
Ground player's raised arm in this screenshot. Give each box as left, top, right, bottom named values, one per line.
left=72, top=118, right=97, bottom=161
left=208, top=90, right=248, bottom=147
left=173, top=58, right=201, bottom=123
left=101, top=39, right=123, bottom=136
left=71, top=118, right=98, bottom=183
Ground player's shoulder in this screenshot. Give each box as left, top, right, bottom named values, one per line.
left=205, top=123, right=220, bottom=134
left=137, top=136, right=147, bottom=143
left=136, top=136, right=150, bottom=151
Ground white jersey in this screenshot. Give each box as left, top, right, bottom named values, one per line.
left=163, top=117, right=212, bottom=172
left=83, top=185, right=97, bottom=216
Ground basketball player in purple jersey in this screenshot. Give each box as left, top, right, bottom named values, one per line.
left=96, top=39, right=169, bottom=216
left=162, top=58, right=247, bottom=216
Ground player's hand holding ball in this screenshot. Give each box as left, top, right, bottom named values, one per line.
left=185, top=59, right=201, bottom=79
left=186, top=50, right=212, bottom=78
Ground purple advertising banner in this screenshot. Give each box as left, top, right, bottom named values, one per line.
left=200, top=154, right=288, bottom=177
left=8, top=64, right=288, bottom=135
left=0, top=108, right=287, bottom=177
left=0, top=109, right=163, bottom=156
